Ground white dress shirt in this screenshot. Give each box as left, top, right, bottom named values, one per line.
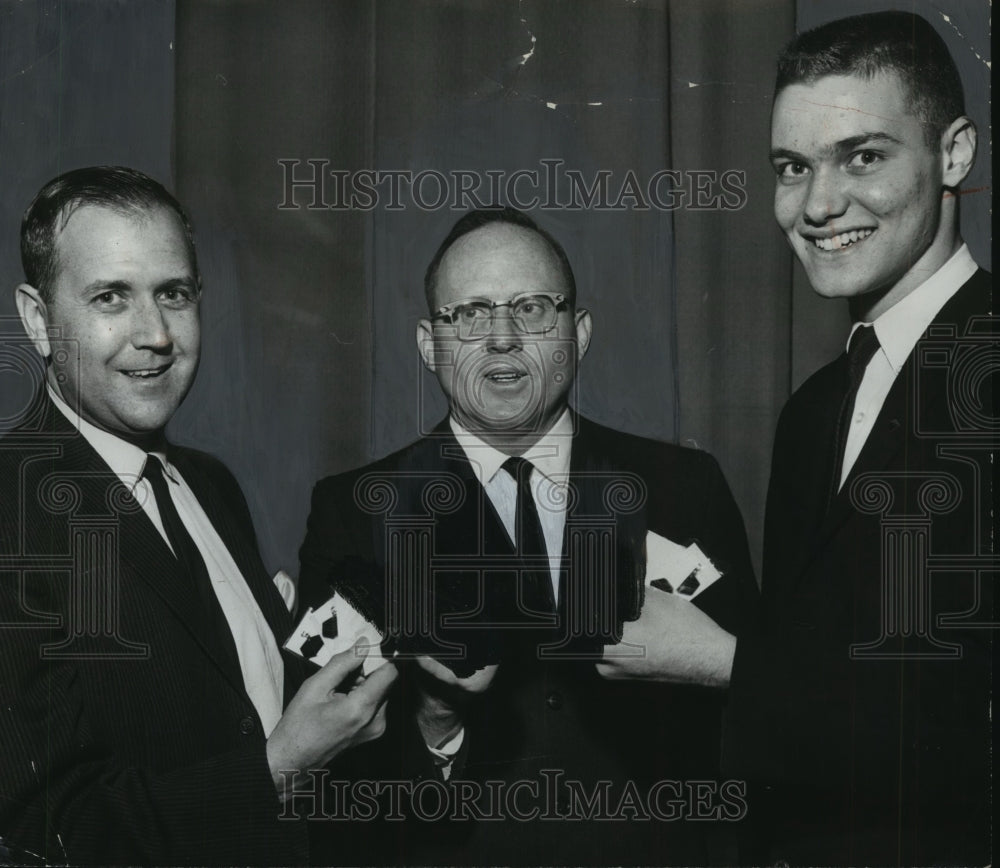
left=449, top=409, right=574, bottom=603
left=839, top=244, right=978, bottom=488
left=47, top=386, right=285, bottom=736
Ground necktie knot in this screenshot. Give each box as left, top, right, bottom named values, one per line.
left=141, top=455, right=175, bottom=512
left=141, top=455, right=187, bottom=560
left=847, top=324, right=880, bottom=385
left=142, top=455, right=165, bottom=483
left=828, top=324, right=881, bottom=507
left=502, top=455, right=533, bottom=485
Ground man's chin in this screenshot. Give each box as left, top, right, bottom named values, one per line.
left=804, top=269, right=900, bottom=314
left=802, top=267, right=875, bottom=301
left=102, top=408, right=181, bottom=446
left=461, top=405, right=547, bottom=436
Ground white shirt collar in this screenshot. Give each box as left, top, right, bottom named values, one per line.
left=449, top=408, right=574, bottom=487
left=46, top=384, right=170, bottom=490
left=849, top=243, right=977, bottom=374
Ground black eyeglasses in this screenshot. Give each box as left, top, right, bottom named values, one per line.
left=430, top=293, right=568, bottom=341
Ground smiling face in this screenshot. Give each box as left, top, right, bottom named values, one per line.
left=771, top=71, right=968, bottom=320
left=18, top=204, right=201, bottom=445
left=417, top=223, right=591, bottom=448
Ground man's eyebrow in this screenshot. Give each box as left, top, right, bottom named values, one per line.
left=770, top=132, right=904, bottom=163
left=156, top=276, right=199, bottom=292
left=80, top=276, right=199, bottom=295
left=769, top=147, right=807, bottom=163
left=81, top=279, right=132, bottom=295
left=835, top=132, right=904, bottom=151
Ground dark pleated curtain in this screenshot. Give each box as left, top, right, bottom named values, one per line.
left=173, top=0, right=796, bottom=576
left=175, top=1, right=378, bottom=573
left=669, top=0, right=796, bottom=571
left=0, top=0, right=989, bottom=598
left=2, top=0, right=988, bottom=580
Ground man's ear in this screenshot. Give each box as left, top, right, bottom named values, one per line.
left=941, top=116, right=977, bottom=188
left=574, top=308, right=593, bottom=363
left=416, top=319, right=436, bottom=372
left=15, top=283, right=52, bottom=359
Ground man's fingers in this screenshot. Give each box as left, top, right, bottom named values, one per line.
left=414, top=654, right=454, bottom=683
left=349, top=659, right=398, bottom=709
left=307, top=638, right=371, bottom=691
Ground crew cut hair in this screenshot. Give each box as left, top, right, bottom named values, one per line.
left=423, top=207, right=577, bottom=312
left=21, top=165, right=200, bottom=302
left=775, top=11, right=966, bottom=148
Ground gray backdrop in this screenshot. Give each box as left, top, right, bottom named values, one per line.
left=0, top=0, right=991, bottom=580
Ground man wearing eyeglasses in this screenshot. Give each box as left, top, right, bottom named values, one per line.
left=298, top=207, right=757, bottom=865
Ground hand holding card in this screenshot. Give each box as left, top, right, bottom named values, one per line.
left=284, top=592, right=390, bottom=675
left=644, top=531, right=722, bottom=600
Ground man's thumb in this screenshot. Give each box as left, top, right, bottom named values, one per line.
left=312, top=638, right=370, bottom=688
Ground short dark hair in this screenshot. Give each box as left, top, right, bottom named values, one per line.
left=21, top=165, right=200, bottom=303
left=423, top=207, right=577, bottom=312
left=775, top=11, right=965, bottom=148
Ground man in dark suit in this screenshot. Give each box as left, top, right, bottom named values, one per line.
left=299, top=207, right=758, bottom=865
left=604, top=13, right=993, bottom=865
left=0, top=166, right=397, bottom=865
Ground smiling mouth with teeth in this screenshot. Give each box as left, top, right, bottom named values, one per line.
left=812, top=229, right=874, bottom=251
left=123, top=367, right=169, bottom=379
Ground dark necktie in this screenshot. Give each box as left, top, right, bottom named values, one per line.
left=830, top=324, right=881, bottom=505
left=502, top=456, right=554, bottom=614
left=142, top=456, right=239, bottom=664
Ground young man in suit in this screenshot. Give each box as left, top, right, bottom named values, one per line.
left=0, top=166, right=397, bottom=865
left=601, top=12, right=992, bottom=864
left=299, top=207, right=758, bottom=865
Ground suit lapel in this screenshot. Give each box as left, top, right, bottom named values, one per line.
left=563, top=423, right=595, bottom=617
left=802, top=270, right=991, bottom=573
left=422, top=422, right=516, bottom=560
left=34, top=397, right=251, bottom=696
left=563, top=417, right=644, bottom=632
left=172, top=449, right=293, bottom=644
left=815, top=362, right=908, bottom=548
left=116, top=504, right=248, bottom=688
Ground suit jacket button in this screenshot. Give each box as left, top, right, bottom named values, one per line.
left=239, top=716, right=255, bottom=735
left=546, top=692, right=562, bottom=710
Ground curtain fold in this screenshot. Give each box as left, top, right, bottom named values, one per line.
left=669, top=0, right=795, bottom=574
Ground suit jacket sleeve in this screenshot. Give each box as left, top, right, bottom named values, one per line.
left=678, top=449, right=758, bottom=638
left=628, top=432, right=757, bottom=639
left=719, top=397, right=802, bottom=782
left=298, top=474, right=385, bottom=619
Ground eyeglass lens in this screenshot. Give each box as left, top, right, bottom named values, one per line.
left=453, top=295, right=558, bottom=339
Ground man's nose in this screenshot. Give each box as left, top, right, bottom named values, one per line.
left=131, top=298, right=173, bottom=351
left=802, top=166, right=849, bottom=226
left=485, top=307, right=523, bottom=352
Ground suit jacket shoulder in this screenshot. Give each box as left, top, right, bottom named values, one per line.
left=780, top=267, right=992, bottom=421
